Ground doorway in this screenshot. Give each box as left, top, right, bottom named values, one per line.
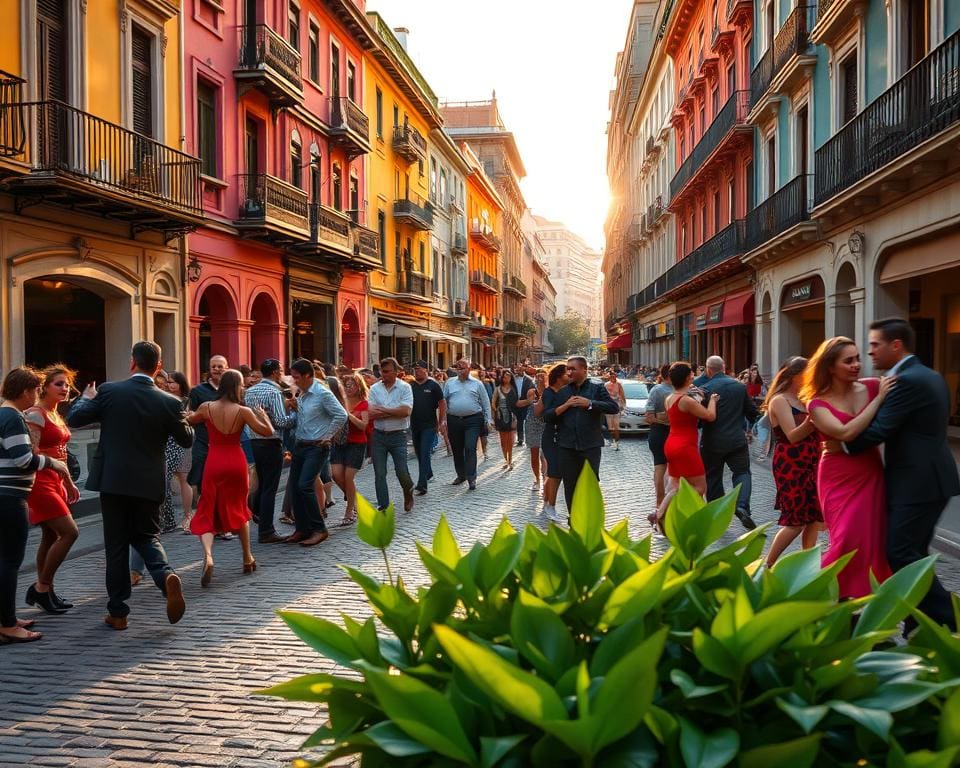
left=292, top=299, right=334, bottom=363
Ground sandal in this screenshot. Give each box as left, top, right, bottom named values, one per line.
left=646, top=512, right=665, bottom=534
left=338, top=514, right=357, bottom=527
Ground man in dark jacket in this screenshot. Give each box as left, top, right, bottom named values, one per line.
left=845, top=318, right=960, bottom=630
left=542, top=356, right=619, bottom=515
left=68, top=341, right=194, bottom=630
left=699, top=355, right=759, bottom=529
left=511, top=362, right=535, bottom=446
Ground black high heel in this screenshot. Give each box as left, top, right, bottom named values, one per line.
left=25, top=584, right=67, bottom=614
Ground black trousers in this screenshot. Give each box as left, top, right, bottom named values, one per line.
left=448, top=413, right=483, bottom=482
left=0, top=496, right=28, bottom=628
left=515, top=409, right=527, bottom=443
left=558, top=446, right=602, bottom=515
left=888, top=498, right=956, bottom=629
left=251, top=439, right=283, bottom=538
left=702, top=443, right=752, bottom=513
left=101, top=492, right=174, bottom=618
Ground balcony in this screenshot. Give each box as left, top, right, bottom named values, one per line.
left=291, top=203, right=381, bottom=270
left=351, top=222, right=381, bottom=270
left=743, top=175, right=817, bottom=263
left=505, top=274, right=527, bottom=297
left=811, top=0, right=862, bottom=45
left=235, top=24, right=303, bottom=108
left=469, top=269, right=500, bottom=293
left=670, top=90, right=751, bottom=203
left=749, top=6, right=816, bottom=118
left=328, top=97, right=371, bottom=160
left=393, top=197, right=433, bottom=231
left=533, top=284, right=546, bottom=300
left=726, top=0, right=752, bottom=26
left=0, top=71, right=25, bottom=160
left=627, top=213, right=643, bottom=243
left=504, top=320, right=527, bottom=336
left=451, top=230, right=468, bottom=255
left=470, top=219, right=502, bottom=251
left=814, top=29, right=960, bottom=220
left=5, top=100, right=203, bottom=236
left=453, top=299, right=471, bottom=318
left=235, top=173, right=308, bottom=243
left=392, top=124, right=427, bottom=164
left=397, top=271, right=433, bottom=302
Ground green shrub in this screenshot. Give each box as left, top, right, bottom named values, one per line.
left=261, top=466, right=960, bottom=767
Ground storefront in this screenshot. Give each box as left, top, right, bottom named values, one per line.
left=337, top=271, right=369, bottom=369
left=779, top=276, right=825, bottom=359
left=371, top=297, right=434, bottom=367
left=288, top=261, right=344, bottom=367
left=680, top=290, right=754, bottom=372
left=606, top=329, right=633, bottom=364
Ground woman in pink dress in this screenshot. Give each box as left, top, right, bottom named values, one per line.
left=187, top=370, right=273, bottom=587
left=802, top=337, right=894, bottom=598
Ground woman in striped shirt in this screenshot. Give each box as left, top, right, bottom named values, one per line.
left=0, top=367, right=72, bottom=644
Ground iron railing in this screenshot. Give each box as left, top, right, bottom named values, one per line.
left=400, top=271, right=431, bottom=298
left=0, top=71, right=25, bottom=158
left=308, top=202, right=351, bottom=250
left=453, top=299, right=471, bottom=316
left=774, top=6, right=815, bottom=74
left=750, top=48, right=773, bottom=108
left=744, top=175, right=809, bottom=251
left=331, top=96, right=369, bottom=137
left=393, top=197, right=433, bottom=228
left=815, top=28, right=960, bottom=205
left=504, top=320, right=527, bottom=334
left=238, top=173, right=308, bottom=228
left=392, top=124, right=427, bottom=161
left=452, top=231, right=467, bottom=253
left=507, top=274, right=527, bottom=295
left=237, top=24, right=302, bottom=91
left=470, top=269, right=500, bottom=292
left=671, top=90, right=750, bottom=199
left=23, top=100, right=201, bottom=215
left=817, top=0, right=836, bottom=19
left=352, top=222, right=380, bottom=262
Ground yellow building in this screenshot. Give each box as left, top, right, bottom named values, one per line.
left=363, top=14, right=443, bottom=365
left=0, top=0, right=201, bottom=384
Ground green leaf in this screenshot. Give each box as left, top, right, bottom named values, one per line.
left=546, top=526, right=593, bottom=589
left=939, top=687, right=960, bottom=748
left=361, top=720, right=434, bottom=757
left=355, top=492, right=395, bottom=549
left=531, top=543, right=569, bottom=600
left=738, top=734, right=822, bottom=768
left=890, top=743, right=960, bottom=768
left=479, top=735, right=526, bottom=768
left=418, top=581, right=459, bottom=642
left=510, top=589, right=576, bottom=681
left=736, top=601, right=836, bottom=667
left=828, top=700, right=893, bottom=740
left=910, top=609, right=960, bottom=677
left=416, top=543, right=461, bottom=586
left=255, top=672, right=365, bottom=701
left=669, top=669, right=727, bottom=700
left=366, top=583, right=420, bottom=646
left=775, top=698, right=830, bottom=734
left=477, top=518, right=523, bottom=594
left=600, top=551, right=675, bottom=627
left=692, top=627, right=739, bottom=680
left=855, top=680, right=960, bottom=712
left=433, top=514, right=462, bottom=568
left=434, top=623, right=569, bottom=727
left=853, top=555, right=937, bottom=636
left=570, top=459, right=603, bottom=551
left=677, top=717, right=738, bottom=768
left=591, top=617, right=648, bottom=677
left=364, top=666, right=478, bottom=765
left=854, top=651, right=934, bottom=682
left=277, top=611, right=361, bottom=668
left=337, top=564, right=382, bottom=593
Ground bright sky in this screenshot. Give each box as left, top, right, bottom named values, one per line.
left=365, top=0, right=635, bottom=251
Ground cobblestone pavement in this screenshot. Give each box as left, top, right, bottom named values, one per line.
left=2, top=437, right=959, bottom=767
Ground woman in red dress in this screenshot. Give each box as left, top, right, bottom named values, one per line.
left=187, top=370, right=273, bottom=587
left=648, top=362, right=718, bottom=532
left=24, top=366, right=81, bottom=614
left=331, top=372, right=370, bottom=527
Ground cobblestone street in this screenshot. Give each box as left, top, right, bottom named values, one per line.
left=3, top=437, right=959, bottom=767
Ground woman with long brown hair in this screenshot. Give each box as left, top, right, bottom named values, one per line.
left=762, top=357, right=822, bottom=566
left=331, top=372, right=370, bottom=526
left=491, top=369, right=518, bottom=470
left=801, top=337, right=893, bottom=598
left=534, top=362, right=570, bottom=523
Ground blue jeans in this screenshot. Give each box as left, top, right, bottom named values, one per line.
left=411, top=427, right=437, bottom=490
left=290, top=443, right=329, bottom=535
left=372, top=430, right=413, bottom=510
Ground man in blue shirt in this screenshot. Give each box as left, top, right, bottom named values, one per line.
left=286, top=358, right=347, bottom=546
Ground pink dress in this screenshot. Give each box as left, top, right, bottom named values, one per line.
left=809, top=378, right=892, bottom=599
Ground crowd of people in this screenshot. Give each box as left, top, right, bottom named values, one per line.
left=0, top=314, right=957, bottom=643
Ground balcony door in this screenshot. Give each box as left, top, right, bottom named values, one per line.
left=330, top=43, right=341, bottom=102
left=36, top=0, right=68, bottom=168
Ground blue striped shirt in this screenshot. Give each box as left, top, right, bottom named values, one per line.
left=0, top=406, right=47, bottom=497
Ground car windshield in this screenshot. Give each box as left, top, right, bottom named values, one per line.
left=622, top=382, right=649, bottom=399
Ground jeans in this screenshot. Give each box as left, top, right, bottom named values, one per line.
left=101, top=492, right=174, bottom=618
left=558, top=446, right=602, bottom=515
left=447, top=413, right=483, bottom=482
left=702, top=443, right=752, bottom=513
left=411, top=427, right=437, bottom=490
left=0, top=496, right=28, bottom=628
left=290, top=443, right=329, bottom=535
left=251, top=439, right=284, bottom=538
left=372, top=430, right=413, bottom=510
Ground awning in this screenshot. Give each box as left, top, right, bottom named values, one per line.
left=710, top=292, right=755, bottom=329
left=880, top=230, right=960, bottom=283
left=606, top=331, right=633, bottom=351
left=377, top=323, right=419, bottom=338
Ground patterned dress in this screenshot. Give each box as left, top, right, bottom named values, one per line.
left=159, top=397, right=192, bottom=532
left=771, top=405, right=823, bottom=527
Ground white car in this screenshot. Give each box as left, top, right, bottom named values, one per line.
left=616, top=380, right=650, bottom=435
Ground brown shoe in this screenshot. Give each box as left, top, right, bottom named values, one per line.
left=300, top=531, right=329, bottom=547
left=258, top=533, right=288, bottom=544
left=104, top=615, right=128, bottom=631
left=403, top=488, right=414, bottom=512
left=165, top=573, right=185, bottom=625
left=285, top=531, right=309, bottom=544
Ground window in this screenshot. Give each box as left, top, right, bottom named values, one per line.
left=349, top=174, right=358, bottom=221
left=332, top=163, right=342, bottom=210
left=418, top=240, right=425, bottom=273
left=310, top=152, right=320, bottom=200
left=839, top=51, right=858, bottom=124
left=288, top=1, right=300, bottom=52
left=418, top=157, right=424, bottom=177
left=245, top=116, right=259, bottom=173
left=711, top=86, right=719, bottom=116
left=440, top=169, right=447, bottom=203
left=726, top=64, right=735, bottom=96
left=375, top=88, right=383, bottom=137
left=131, top=25, right=154, bottom=138
left=290, top=139, right=302, bottom=188
left=698, top=104, right=705, bottom=136
left=393, top=103, right=399, bottom=127
left=727, top=176, right=736, bottom=219
left=681, top=223, right=687, bottom=254
left=196, top=80, right=217, bottom=177
left=765, top=135, right=776, bottom=195
left=744, top=160, right=754, bottom=211
left=433, top=248, right=439, bottom=288
left=330, top=42, right=340, bottom=101
left=430, top=158, right=437, bottom=202
left=378, top=210, right=386, bottom=266
left=713, top=190, right=720, bottom=232
left=347, top=61, right=356, bottom=102
left=795, top=104, right=809, bottom=176
left=700, top=205, right=707, bottom=242
left=308, top=23, right=319, bottom=83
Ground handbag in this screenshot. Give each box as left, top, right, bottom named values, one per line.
left=66, top=449, right=81, bottom=482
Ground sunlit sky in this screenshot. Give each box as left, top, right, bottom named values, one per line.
left=365, top=0, right=635, bottom=251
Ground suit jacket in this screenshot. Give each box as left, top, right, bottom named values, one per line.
left=542, top=379, right=619, bottom=451
left=846, top=356, right=960, bottom=505
left=699, top=373, right=758, bottom=451
left=67, top=375, right=194, bottom=503
left=512, top=374, right=536, bottom=416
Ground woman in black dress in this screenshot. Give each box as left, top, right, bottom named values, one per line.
left=534, top=363, right=569, bottom=523
left=763, top=356, right=823, bottom=566
left=491, top=369, right=518, bottom=470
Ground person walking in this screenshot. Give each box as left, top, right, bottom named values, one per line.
left=331, top=372, right=369, bottom=526
left=67, top=341, right=193, bottom=630
left=492, top=370, right=519, bottom=470
left=188, top=370, right=274, bottom=585
left=521, top=370, right=547, bottom=493
left=644, top=364, right=672, bottom=509
left=840, top=319, right=960, bottom=626
left=603, top=369, right=626, bottom=450
left=24, top=365, right=81, bottom=614
left=367, top=358, right=415, bottom=513
left=188, top=355, right=228, bottom=500
left=535, top=363, right=570, bottom=522
left=699, top=355, right=759, bottom=530
left=511, top=363, right=535, bottom=447
left=164, top=371, right=194, bottom=532
left=763, top=357, right=822, bottom=566
left=804, top=336, right=894, bottom=599
left=541, top=356, right=619, bottom=516
left=285, top=359, right=347, bottom=546
left=244, top=359, right=297, bottom=544
left=410, top=361, right=446, bottom=496
left=1, top=367, right=73, bottom=643
left=442, top=359, right=494, bottom=491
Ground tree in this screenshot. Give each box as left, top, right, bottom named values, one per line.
left=548, top=311, right=590, bottom=356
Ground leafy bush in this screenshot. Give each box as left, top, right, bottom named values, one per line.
left=261, top=467, right=960, bottom=767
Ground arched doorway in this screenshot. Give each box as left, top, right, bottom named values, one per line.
left=834, top=262, right=857, bottom=340
left=779, top=275, right=825, bottom=359
left=197, top=284, right=238, bottom=375
left=250, top=292, right=281, bottom=368
left=341, top=307, right=362, bottom=368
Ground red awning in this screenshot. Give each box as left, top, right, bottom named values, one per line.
left=606, top=331, right=633, bottom=350
left=710, top=291, right=755, bottom=328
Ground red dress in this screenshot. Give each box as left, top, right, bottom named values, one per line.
left=664, top=396, right=704, bottom=479
left=190, top=419, right=251, bottom=535
left=25, top=408, right=72, bottom=525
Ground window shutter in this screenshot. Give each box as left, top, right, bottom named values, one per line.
left=842, top=57, right=858, bottom=124
left=131, top=26, right=153, bottom=138
left=37, top=0, right=67, bottom=102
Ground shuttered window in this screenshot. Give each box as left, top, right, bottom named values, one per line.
left=196, top=81, right=217, bottom=177
left=131, top=25, right=153, bottom=138
left=37, top=0, right=67, bottom=102
left=840, top=53, right=858, bottom=125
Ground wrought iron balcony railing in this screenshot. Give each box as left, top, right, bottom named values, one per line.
left=393, top=197, right=433, bottom=230
left=399, top=271, right=432, bottom=298
left=392, top=124, right=427, bottom=164
left=453, top=299, right=471, bottom=317
left=505, top=274, right=527, bottom=296
left=351, top=222, right=381, bottom=267
left=750, top=48, right=773, bottom=109
left=469, top=269, right=500, bottom=292
left=752, top=7, right=815, bottom=108
left=237, top=173, right=308, bottom=233
left=815, top=28, right=960, bottom=206
left=470, top=219, right=501, bottom=251
left=0, top=70, right=25, bottom=158
left=236, top=24, right=302, bottom=106
left=329, top=97, right=371, bottom=158
left=308, top=202, right=351, bottom=252
left=451, top=231, right=468, bottom=254
left=744, top=175, right=810, bottom=252
left=504, top=320, right=527, bottom=334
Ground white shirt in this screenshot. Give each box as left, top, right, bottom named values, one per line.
left=885, top=354, right=915, bottom=377
left=368, top=378, right=413, bottom=432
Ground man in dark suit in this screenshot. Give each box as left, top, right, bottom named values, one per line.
left=512, top=362, right=535, bottom=447
left=68, top=341, right=194, bottom=630
left=699, top=355, right=759, bottom=529
left=845, top=318, right=960, bottom=629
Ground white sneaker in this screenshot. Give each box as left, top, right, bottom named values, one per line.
left=614, top=440, right=620, bottom=451
left=531, top=480, right=540, bottom=493
left=544, top=504, right=566, bottom=524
